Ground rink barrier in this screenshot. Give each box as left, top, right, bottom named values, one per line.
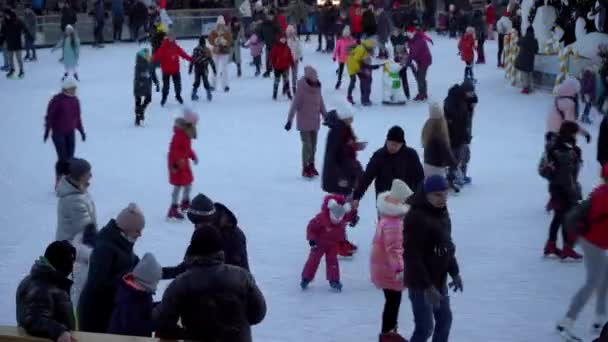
left=0, top=326, right=180, bottom=342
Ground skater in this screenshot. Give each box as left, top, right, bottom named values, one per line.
left=599, top=114, right=608, bottom=167
left=150, top=24, right=167, bottom=92
left=406, top=26, right=432, bottom=101
left=189, top=35, right=216, bottom=102
left=93, top=0, right=106, bottom=47
left=361, top=3, right=377, bottom=40
left=404, top=175, right=463, bottom=342
left=458, top=27, right=476, bottom=81
left=301, top=194, right=357, bottom=291
left=333, top=26, right=355, bottom=90
left=546, top=78, right=591, bottom=142
left=269, top=34, right=294, bottom=100
left=581, top=66, right=597, bottom=124
left=23, top=6, right=37, bottom=61
left=485, top=0, right=496, bottom=40
left=133, top=48, right=153, bottom=126
left=358, top=56, right=382, bottom=106
left=346, top=39, right=375, bottom=104
left=60, top=2, right=77, bottom=32
left=244, top=31, right=263, bottom=76
left=422, top=102, right=457, bottom=177
left=112, top=0, right=125, bottom=41
left=391, top=27, right=412, bottom=100
left=286, top=25, right=303, bottom=95
left=209, top=16, right=233, bottom=92
left=259, top=11, right=281, bottom=78
left=285, top=65, right=328, bottom=178
left=44, top=78, right=86, bottom=188
left=543, top=121, right=583, bottom=260
left=472, top=10, right=486, bottom=64
left=496, top=11, right=512, bottom=67
left=515, top=26, right=538, bottom=94
left=1, top=9, right=27, bottom=78
left=152, top=33, right=192, bottom=106
left=376, top=7, right=392, bottom=59
left=16, top=241, right=77, bottom=342
left=52, top=25, right=80, bottom=81
left=557, top=164, right=608, bottom=339
left=129, top=0, right=149, bottom=42
left=371, top=179, right=413, bottom=341
left=448, top=4, right=459, bottom=38
left=230, top=17, right=243, bottom=78
left=108, top=253, right=162, bottom=337
left=349, top=2, right=363, bottom=40
left=167, top=109, right=199, bottom=220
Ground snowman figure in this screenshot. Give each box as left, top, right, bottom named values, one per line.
left=382, top=61, right=407, bottom=105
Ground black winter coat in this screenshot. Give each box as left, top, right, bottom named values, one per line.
left=424, top=137, right=457, bottom=168
left=189, top=45, right=216, bottom=75
left=258, top=19, right=281, bottom=48
left=376, top=10, right=392, bottom=43
left=321, top=111, right=363, bottom=195
left=548, top=137, right=582, bottom=206
left=215, top=203, right=250, bottom=271
left=129, top=1, right=149, bottom=28
left=334, top=15, right=349, bottom=37
left=154, top=253, right=266, bottom=342
left=107, top=277, right=155, bottom=337
left=78, top=219, right=140, bottom=333
left=16, top=259, right=75, bottom=341
left=515, top=29, right=538, bottom=73
left=319, top=4, right=337, bottom=34
left=598, top=114, right=608, bottom=166
left=0, top=16, right=27, bottom=51
left=134, top=53, right=152, bottom=97
left=403, top=191, right=459, bottom=290
left=362, top=9, right=377, bottom=36
left=444, top=84, right=471, bottom=147
left=353, top=144, right=424, bottom=200
left=60, top=7, right=77, bottom=32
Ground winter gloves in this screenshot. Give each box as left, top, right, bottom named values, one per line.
left=80, top=130, right=86, bottom=142
left=584, top=132, right=592, bottom=144
left=308, top=240, right=317, bottom=248
left=449, top=274, right=464, bottom=292
left=284, top=121, right=292, bottom=131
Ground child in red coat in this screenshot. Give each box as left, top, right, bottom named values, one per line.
left=270, top=34, right=294, bottom=100
left=301, top=194, right=356, bottom=292
left=167, top=108, right=199, bottom=220
left=458, top=27, right=477, bottom=81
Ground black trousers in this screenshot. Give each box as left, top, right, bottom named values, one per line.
left=192, top=69, right=211, bottom=92
left=94, top=21, right=104, bottom=45
left=113, top=16, right=123, bottom=41
left=382, top=289, right=402, bottom=333
left=477, top=38, right=485, bottom=62
left=337, top=63, right=345, bottom=83
left=464, top=62, right=474, bottom=80
left=347, top=74, right=357, bottom=98
left=162, top=72, right=182, bottom=99
left=497, top=33, right=505, bottom=65
left=265, top=47, right=273, bottom=74
left=135, top=94, right=151, bottom=119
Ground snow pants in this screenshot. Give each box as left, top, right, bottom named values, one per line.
left=408, top=287, right=452, bottom=342
left=566, top=238, right=608, bottom=320
left=382, top=289, right=403, bottom=333
left=497, top=33, right=505, bottom=65
left=302, top=243, right=340, bottom=282
left=212, top=54, right=230, bottom=90
left=52, top=132, right=76, bottom=176
left=162, top=72, right=182, bottom=101
left=299, top=131, right=318, bottom=168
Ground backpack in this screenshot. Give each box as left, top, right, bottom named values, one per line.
left=538, top=151, right=555, bottom=180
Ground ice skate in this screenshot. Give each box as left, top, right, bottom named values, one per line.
left=335, top=80, right=341, bottom=89
left=206, top=90, right=212, bottom=101
left=176, top=95, right=184, bottom=104
left=413, top=94, right=424, bottom=101
left=74, top=73, right=79, bottom=81
left=160, top=96, right=167, bottom=106
left=167, top=205, right=185, bottom=220
left=544, top=241, right=562, bottom=258
left=224, top=86, right=230, bottom=92
left=180, top=199, right=190, bottom=212
left=191, top=89, right=199, bottom=101
left=521, top=87, right=530, bottom=94
left=329, top=281, right=343, bottom=292
left=302, top=165, right=314, bottom=179
left=300, top=278, right=311, bottom=290
left=557, top=318, right=582, bottom=342
left=263, top=71, right=270, bottom=78
left=347, top=95, right=355, bottom=105
left=379, top=331, right=408, bottom=342
left=310, top=163, right=319, bottom=176
left=6, top=69, right=14, bottom=78
left=18, top=71, right=24, bottom=78
left=592, top=315, right=606, bottom=335
left=561, top=246, right=583, bottom=262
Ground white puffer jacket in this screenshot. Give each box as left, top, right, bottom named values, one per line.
left=55, top=177, right=97, bottom=242
left=70, top=232, right=93, bottom=307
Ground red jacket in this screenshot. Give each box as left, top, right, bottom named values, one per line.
left=458, top=33, right=476, bottom=64
left=277, top=14, right=288, bottom=33
left=306, top=194, right=356, bottom=246
left=168, top=126, right=197, bottom=186
left=152, top=39, right=192, bottom=75
left=584, top=185, right=608, bottom=249
left=270, top=41, right=293, bottom=71
left=485, top=4, right=497, bottom=25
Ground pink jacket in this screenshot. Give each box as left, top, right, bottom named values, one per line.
left=334, top=37, right=355, bottom=64
left=307, top=194, right=355, bottom=246
left=546, top=78, right=579, bottom=133
left=245, top=33, right=264, bottom=57
left=370, top=192, right=409, bottom=291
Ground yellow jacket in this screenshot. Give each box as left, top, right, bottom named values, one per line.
left=347, top=40, right=374, bottom=76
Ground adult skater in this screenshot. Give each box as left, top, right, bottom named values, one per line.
left=1, top=9, right=27, bottom=78
left=52, top=25, right=80, bottom=81
left=514, top=26, right=538, bottom=94
left=134, top=48, right=153, bottom=126
left=444, top=82, right=471, bottom=190
left=112, top=0, right=125, bottom=41
left=208, top=16, right=233, bottom=92
left=472, top=10, right=486, bottom=64
left=23, top=6, right=37, bottom=61
left=189, top=36, right=216, bottom=102
left=78, top=203, right=146, bottom=333
left=376, top=7, right=391, bottom=58
left=406, top=26, right=432, bottom=101
left=230, top=17, right=243, bottom=77
left=422, top=103, right=457, bottom=177
left=129, top=0, right=149, bottom=42
left=93, top=0, right=106, bottom=48
left=152, top=33, right=192, bottom=106
left=404, top=175, right=462, bottom=342
left=60, top=2, right=77, bottom=32
left=346, top=39, right=375, bottom=105
left=44, top=77, right=86, bottom=188
left=353, top=126, right=424, bottom=208
left=285, top=65, right=327, bottom=178
left=557, top=164, right=608, bottom=339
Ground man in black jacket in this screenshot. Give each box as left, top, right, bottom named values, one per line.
left=16, top=241, right=77, bottom=342
left=403, top=175, right=462, bottom=342
left=1, top=9, right=27, bottom=78
left=60, top=2, right=77, bottom=32
left=353, top=125, right=424, bottom=208
left=258, top=11, right=281, bottom=77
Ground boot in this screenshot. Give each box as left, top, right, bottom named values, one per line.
left=224, top=86, right=230, bottom=92
left=167, top=204, right=185, bottom=220
left=335, top=80, right=341, bottom=90
left=155, top=83, right=160, bottom=92
left=413, top=94, right=424, bottom=101
left=18, top=70, right=24, bottom=78
left=6, top=69, right=14, bottom=78
left=543, top=241, right=561, bottom=257
left=180, top=199, right=190, bottom=212
left=310, top=163, right=319, bottom=176
left=521, top=87, right=530, bottom=94
left=176, top=95, right=184, bottom=104
left=237, top=64, right=242, bottom=77
left=191, top=88, right=199, bottom=101
left=0, top=65, right=8, bottom=71
left=379, top=331, right=407, bottom=342
left=329, top=281, right=343, bottom=292
left=300, top=278, right=311, bottom=290
left=347, top=95, right=355, bottom=105
left=273, top=84, right=278, bottom=100
left=592, top=315, right=606, bottom=334
left=74, top=73, right=79, bottom=81
left=286, top=89, right=292, bottom=100
left=160, top=96, right=167, bottom=106
left=556, top=317, right=574, bottom=334
left=263, top=71, right=270, bottom=78
left=134, top=110, right=141, bottom=126
left=561, top=246, right=583, bottom=261
left=24, top=54, right=30, bottom=61
left=302, top=165, right=313, bottom=178
left=206, top=89, right=213, bottom=101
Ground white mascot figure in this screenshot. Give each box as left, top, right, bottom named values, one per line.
left=533, top=1, right=557, bottom=52
left=382, top=62, right=407, bottom=105
left=520, top=0, right=534, bottom=34
left=567, top=12, right=608, bottom=59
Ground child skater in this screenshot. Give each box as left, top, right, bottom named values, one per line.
left=458, top=26, right=476, bottom=82
left=346, top=39, right=376, bottom=105
left=371, top=179, right=413, bottom=342
left=391, top=27, right=411, bottom=100
left=581, top=65, right=597, bottom=124
left=333, top=25, right=355, bottom=90
left=52, top=24, right=80, bottom=81
left=301, top=194, right=356, bottom=292
left=189, top=35, right=216, bottom=102
left=270, top=34, right=294, bottom=100
left=167, top=108, right=199, bottom=220
left=244, top=30, right=264, bottom=76
left=133, top=48, right=153, bottom=126
left=286, top=25, right=303, bottom=95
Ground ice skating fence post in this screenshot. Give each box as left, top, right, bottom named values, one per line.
left=506, top=29, right=519, bottom=83
left=553, top=44, right=573, bottom=94
left=503, top=32, right=512, bottom=78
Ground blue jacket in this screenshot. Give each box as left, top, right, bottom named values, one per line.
left=107, top=276, right=155, bottom=337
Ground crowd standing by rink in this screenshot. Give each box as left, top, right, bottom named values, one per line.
left=6, top=0, right=608, bottom=341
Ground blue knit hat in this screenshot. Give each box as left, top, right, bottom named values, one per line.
left=424, top=175, right=448, bottom=193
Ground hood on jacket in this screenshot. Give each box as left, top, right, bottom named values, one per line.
left=98, top=219, right=136, bottom=251
left=446, top=83, right=465, bottom=101
left=557, top=78, right=580, bottom=97
left=376, top=191, right=410, bottom=217
left=320, top=194, right=347, bottom=219
left=56, top=176, right=84, bottom=199
left=30, top=257, right=73, bottom=293
left=214, top=202, right=238, bottom=229
left=324, top=109, right=348, bottom=129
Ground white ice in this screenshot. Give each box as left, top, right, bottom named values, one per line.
left=0, top=33, right=605, bottom=341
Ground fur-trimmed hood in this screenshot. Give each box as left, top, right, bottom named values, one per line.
left=376, top=191, right=410, bottom=218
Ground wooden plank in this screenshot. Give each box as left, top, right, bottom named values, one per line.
left=0, top=327, right=180, bottom=342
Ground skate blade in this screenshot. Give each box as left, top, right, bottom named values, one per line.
left=166, top=217, right=185, bottom=222
left=560, top=258, right=583, bottom=263
left=559, top=330, right=583, bottom=342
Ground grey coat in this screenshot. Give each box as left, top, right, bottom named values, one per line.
left=55, top=177, right=96, bottom=242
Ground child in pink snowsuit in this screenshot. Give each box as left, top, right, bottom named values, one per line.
left=301, top=194, right=355, bottom=292
left=333, top=26, right=356, bottom=90
left=244, top=32, right=264, bottom=76
left=370, top=179, right=413, bottom=341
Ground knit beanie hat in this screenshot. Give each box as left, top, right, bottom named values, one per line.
left=304, top=65, right=318, bottom=82
left=116, top=203, right=146, bottom=234
left=132, top=252, right=163, bottom=293
left=68, top=158, right=91, bottom=181
left=389, top=179, right=413, bottom=202
left=386, top=126, right=405, bottom=143
left=429, top=102, right=443, bottom=119
left=62, top=76, right=78, bottom=90
left=335, top=100, right=355, bottom=120
left=187, top=225, right=224, bottom=256
left=65, top=24, right=74, bottom=33
left=187, top=193, right=217, bottom=224
left=424, top=175, right=448, bottom=193
left=183, top=107, right=199, bottom=125
left=44, top=240, right=76, bottom=277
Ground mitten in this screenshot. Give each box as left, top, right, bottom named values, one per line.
left=308, top=240, right=317, bottom=248
left=449, top=274, right=463, bottom=292
left=585, top=132, right=592, bottom=144
left=284, top=121, right=292, bottom=131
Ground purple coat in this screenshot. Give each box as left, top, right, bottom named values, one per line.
left=287, top=78, right=327, bottom=132
left=581, top=70, right=596, bottom=102
left=45, top=93, right=84, bottom=136
left=408, top=32, right=432, bottom=71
